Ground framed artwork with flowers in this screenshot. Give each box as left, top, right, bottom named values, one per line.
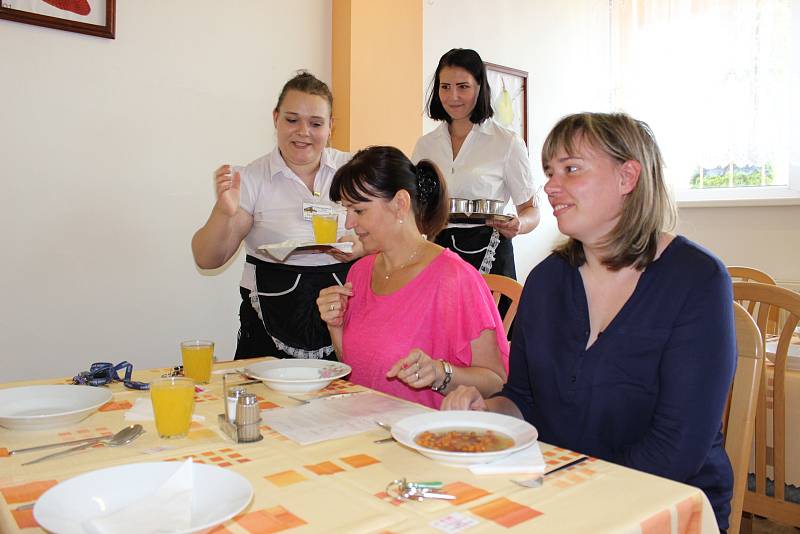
left=484, top=62, right=528, bottom=148
left=0, top=0, right=115, bottom=39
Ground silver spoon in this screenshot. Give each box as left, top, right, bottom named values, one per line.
left=373, top=420, right=395, bottom=444
left=22, top=424, right=145, bottom=465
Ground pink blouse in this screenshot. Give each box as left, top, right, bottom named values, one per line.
left=341, top=249, right=510, bottom=408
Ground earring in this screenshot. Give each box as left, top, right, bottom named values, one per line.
left=398, top=219, right=404, bottom=224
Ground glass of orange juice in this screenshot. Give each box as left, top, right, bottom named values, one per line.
left=150, top=376, right=195, bottom=438
left=181, top=339, right=214, bottom=384
left=312, top=213, right=338, bottom=244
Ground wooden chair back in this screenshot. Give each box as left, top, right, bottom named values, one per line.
left=728, top=266, right=779, bottom=335
left=732, top=281, right=800, bottom=528
left=725, top=302, right=764, bottom=534
left=482, top=274, right=523, bottom=336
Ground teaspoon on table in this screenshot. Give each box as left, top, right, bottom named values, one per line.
left=22, top=424, right=145, bottom=466
left=373, top=420, right=395, bottom=444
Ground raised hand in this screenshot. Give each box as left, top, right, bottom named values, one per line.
left=214, top=165, right=241, bottom=217
left=317, top=282, right=353, bottom=328
left=486, top=215, right=521, bottom=239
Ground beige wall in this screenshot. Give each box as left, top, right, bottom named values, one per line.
left=332, top=0, right=422, bottom=154
left=0, top=1, right=333, bottom=382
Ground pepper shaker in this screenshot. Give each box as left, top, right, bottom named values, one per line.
left=235, top=393, right=261, bottom=442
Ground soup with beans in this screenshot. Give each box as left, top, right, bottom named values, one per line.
left=414, top=428, right=514, bottom=453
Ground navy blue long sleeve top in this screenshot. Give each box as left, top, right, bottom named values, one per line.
left=501, top=236, right=736, bottom=529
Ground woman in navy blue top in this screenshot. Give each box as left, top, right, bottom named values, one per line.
left=443, top=112, right=736, bottom=530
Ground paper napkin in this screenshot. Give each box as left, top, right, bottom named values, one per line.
left=468, top=442, right=546, bottom=475
left=84, top=458, right=194, bottom=534
left=124, top=397, right=205, bottom=423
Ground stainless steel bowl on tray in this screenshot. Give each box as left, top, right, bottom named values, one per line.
left=472, top=198, right=506, bottom=215
left=449, top=197, right=472, bottom=215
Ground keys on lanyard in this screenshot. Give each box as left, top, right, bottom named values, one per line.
left=72, top=361, right=150, bottom=390
left=386, top=479, right=455, bottom=501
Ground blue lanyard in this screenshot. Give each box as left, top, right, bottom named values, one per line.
left=72, top=361, right=150, bottom=390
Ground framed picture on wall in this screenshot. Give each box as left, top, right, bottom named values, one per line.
left=0, top=0, right=115, bottom=39
left=484, top=62, right=528, bottom=148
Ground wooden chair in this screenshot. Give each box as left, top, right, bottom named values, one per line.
left=732, top=281, right=800, bottom=528
left=725, top=302, right=764, bottom=534
left=482, top=274, right=523, bottom=336
left=728, top=266, right=779, bottom=335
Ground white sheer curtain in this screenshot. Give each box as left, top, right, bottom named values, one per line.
left=610, top=0, right=790, bottom=190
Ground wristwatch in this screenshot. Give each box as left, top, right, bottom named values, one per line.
left=431, top=360, right=453, bottom=393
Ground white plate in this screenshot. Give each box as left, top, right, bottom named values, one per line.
left=245, top=360, right=352, bottom=393
left=34, top=462, right=252, bottom=534
left=392, top=411, right=538, bottom=467
left=0, top=385, right=112, bottom=431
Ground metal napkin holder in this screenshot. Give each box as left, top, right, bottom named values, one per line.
left=217, top=372, right=263, bottom=443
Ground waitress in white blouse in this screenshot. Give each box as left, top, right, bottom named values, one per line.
left=412, top=48, right=539, bottom=279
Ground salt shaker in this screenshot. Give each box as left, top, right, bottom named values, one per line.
left=235, top=393, right=261, bottom=442
left=226, top=386, right=246, bottom=423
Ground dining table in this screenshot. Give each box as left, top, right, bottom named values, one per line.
left=0, top=358, right=721, bottom=533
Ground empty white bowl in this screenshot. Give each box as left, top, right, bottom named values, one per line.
left=244, top=360, right=351, bottom=393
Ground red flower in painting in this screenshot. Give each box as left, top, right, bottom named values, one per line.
left=42, top=0, right=91, bottom=16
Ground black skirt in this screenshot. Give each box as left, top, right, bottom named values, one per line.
left=234, top=255, right=354, bottom=361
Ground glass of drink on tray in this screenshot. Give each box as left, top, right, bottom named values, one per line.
left=312, top=213, right=339, bottom=244
left=181, top=339, right=214, bottom=384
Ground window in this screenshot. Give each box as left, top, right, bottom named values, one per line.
left=610, top=0, right=797, bottom=205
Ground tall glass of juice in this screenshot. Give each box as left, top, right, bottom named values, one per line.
left=181, top=339, right=214, bottom=383
left=150, top=376, right=195, bottom=438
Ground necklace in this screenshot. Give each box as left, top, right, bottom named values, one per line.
left=382, top=241, right=425, bottom=280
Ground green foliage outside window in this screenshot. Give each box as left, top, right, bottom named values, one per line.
left=690, top=163, right=774, bottom=189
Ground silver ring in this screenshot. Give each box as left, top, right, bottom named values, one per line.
left=415, top=371, right=420, bottom=381
left=329, top=303, right=335, bottom=311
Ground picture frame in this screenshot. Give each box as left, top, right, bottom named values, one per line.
left=484, top=62, right=528, bottom=147
left=0, top=0, right=115, bottom=39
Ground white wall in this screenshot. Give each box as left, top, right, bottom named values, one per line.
left=0, top=1, right=332, bottom=382
left=422, top=0, right=612, bottom=280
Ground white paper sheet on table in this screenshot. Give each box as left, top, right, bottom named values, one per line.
left=124, top=397, right=205, bottom=423
left=259, top=392, right=427, bottom=445
left=468, top=441, right=545, bottom=475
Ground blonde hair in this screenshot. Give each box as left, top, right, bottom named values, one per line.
left=541, top=112, right=676, bottom=271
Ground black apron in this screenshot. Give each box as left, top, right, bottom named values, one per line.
left=237, top=255, right=353, bottom=360
left=434, top=225, right=516, bottom=279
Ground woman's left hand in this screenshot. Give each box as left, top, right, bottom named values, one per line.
left=328, top=234, right=364, bottom=262
left=386, top=349, right=440, bottom=389
left=486, top=216, right=521, bottom=238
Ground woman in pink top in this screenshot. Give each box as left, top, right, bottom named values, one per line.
left=316, top=146, right=509, bottom=408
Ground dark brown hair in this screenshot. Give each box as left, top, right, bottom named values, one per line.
left=542, top=112, right=677, bottom=271
left=426, top=48, right=493, bottom=124
left=330, top=146, right=449, bottom=239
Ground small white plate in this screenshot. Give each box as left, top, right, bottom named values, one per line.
left=0, top=385, right=112, bottom=430
left=392, top=411, right=538, bottom=467
left=34, top=462, right=253, bottom=534
left=245, top=359, right=352, bottom=393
